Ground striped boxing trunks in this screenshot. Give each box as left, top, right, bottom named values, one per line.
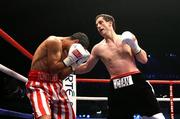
left=26, top=70, right=75, bottom=119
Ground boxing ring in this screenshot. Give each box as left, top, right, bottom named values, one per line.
left=1, top=28, right=180, bottom=119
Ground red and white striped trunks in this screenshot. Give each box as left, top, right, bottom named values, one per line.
left=26, top=70, right=75, bottom=119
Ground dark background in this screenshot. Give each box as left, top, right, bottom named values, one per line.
left=1, top=0, right=180, bottom=79
left=0, top=0, right=180, bottom=118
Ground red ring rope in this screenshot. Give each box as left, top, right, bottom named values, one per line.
left=0, top=28, right=33, bottom=60
left=77, top=78, right=180, bottom=84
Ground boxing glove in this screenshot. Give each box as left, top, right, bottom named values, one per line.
left=63, top=43, right=89, bottom=67
left=71, top=50, right=90, bottom=71
left=122, top=31, right=141, bottom=54
left=76, top=50, right=90, bottom=64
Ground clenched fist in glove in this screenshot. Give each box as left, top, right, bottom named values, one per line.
left=122, top=31, right=141, bottom=55
left=63, top=43, right=90, bottom=67
left=71, top=49, right=90, bottom=71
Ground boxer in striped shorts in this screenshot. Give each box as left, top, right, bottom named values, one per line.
left=26, top=32, right=90, bottom=119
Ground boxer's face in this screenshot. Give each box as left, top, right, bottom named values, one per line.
left=96, top=17, right=111, bottom=36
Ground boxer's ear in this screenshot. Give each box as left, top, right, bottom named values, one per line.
left=74, top=39, right=79, bottom=43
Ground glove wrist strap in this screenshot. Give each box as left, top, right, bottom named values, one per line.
left=135, top=49, right=141, bottom=55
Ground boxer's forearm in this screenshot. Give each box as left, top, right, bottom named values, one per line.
left=135, top=49, right=148, bottom=64
left=74, top=63, right=91, bottom=74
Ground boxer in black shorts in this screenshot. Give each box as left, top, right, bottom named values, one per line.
left=75, top=14, right=165, bottom=119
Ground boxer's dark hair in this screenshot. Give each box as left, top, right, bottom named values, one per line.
left=71, top=32, right=90, bottom=49
left=95, top=14, right=116, bottom=31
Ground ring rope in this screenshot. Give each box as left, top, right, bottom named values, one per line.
left=0, top=64, right=28, bottom=83
left=0, top=28, right=33, bottom=60
left=77, top=78, right=180, bottom=84
left=0, top=64, right=28, bottom=82
left=77, top=96, right=180, bottom=101
left=0, top=108, right=33, bottom=119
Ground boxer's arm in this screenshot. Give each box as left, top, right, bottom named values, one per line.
left=46, top=37, right=67, bottom=73
left=122, top=31, right=148, bottom=64
left=58, top=67, right=73, bottom=79
left=135, top=48, right=148, bottom=64
left=74, top=46, right=99, bottom=74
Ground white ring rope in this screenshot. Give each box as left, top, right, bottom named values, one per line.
left=0, top=64, right=28, bottom=83
left=77, top=96, right=180, bottom=102
left=1, top=63, right=180, bottom=102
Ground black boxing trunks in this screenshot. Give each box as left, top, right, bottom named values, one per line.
left=108, top=72, right=161, bottom=119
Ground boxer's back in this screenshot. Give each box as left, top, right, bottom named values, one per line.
left=31, top=39, right=49, bottom=71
